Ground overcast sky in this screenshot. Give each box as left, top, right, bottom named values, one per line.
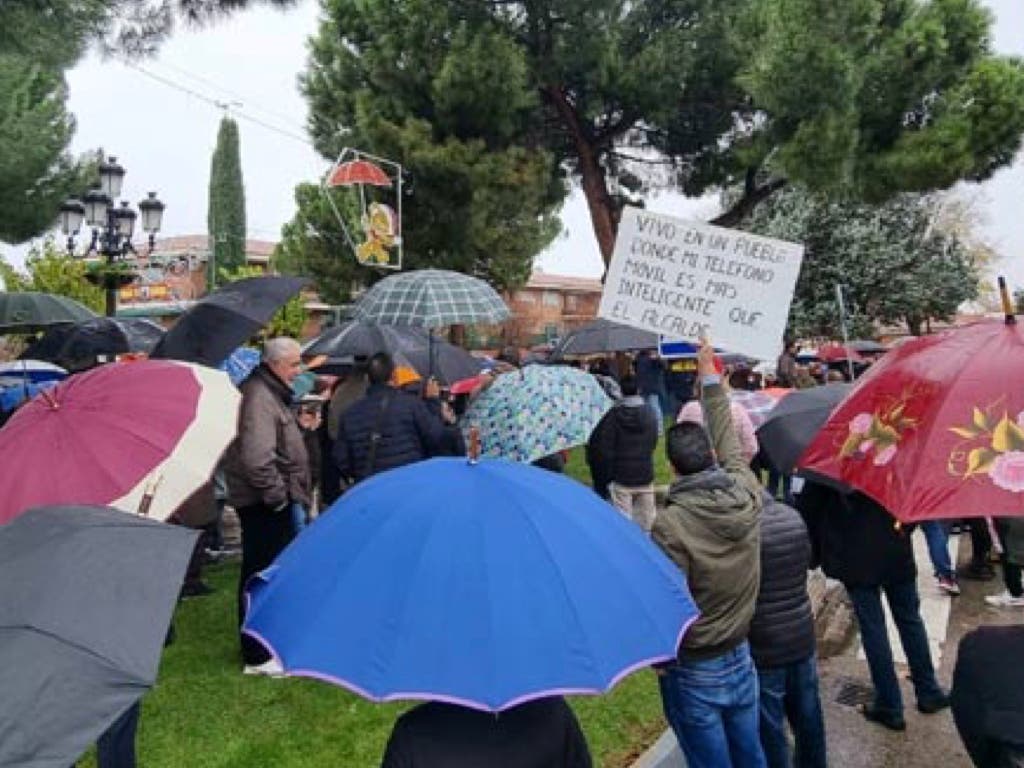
left=4, top=0, right=1022, bottom=287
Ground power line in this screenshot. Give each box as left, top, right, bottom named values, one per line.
left=122, top=61, right=315, bottom=147
left=143, top=58, right=310, bottom=133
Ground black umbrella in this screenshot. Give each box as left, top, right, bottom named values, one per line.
left=20, top=318, right=165, bottom=371
left=0, top=292, right=97, bottom=334
left=0, top=505, right=195, bottom=768
left=756, top=383, right=853, bottom=474
left=551, top=318, right=658, bottom=358
left=150, top=276, right=309, bottom=366
left=303, top=322, right=484, bottom=384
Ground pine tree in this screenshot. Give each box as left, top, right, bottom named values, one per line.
left=207, top=116, right=247, bottom=282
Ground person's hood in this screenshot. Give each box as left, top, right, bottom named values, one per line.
left=613, top=395, right=650, bottom=429
left=667, top=467, right=760, bottom=543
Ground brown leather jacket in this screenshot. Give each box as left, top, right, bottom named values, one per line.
left=225, top=364, right=311, bottom=510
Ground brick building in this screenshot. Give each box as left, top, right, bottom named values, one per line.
left=500, top=271, right=604, bottom=346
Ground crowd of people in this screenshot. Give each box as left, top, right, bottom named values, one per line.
left=64, top=332, right=1022, bottom=768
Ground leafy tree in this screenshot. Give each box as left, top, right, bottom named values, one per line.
left=744, top=187, right=981, bottom=337
left=207, top=117, right=247, bottom=279
left=0, top=239, right=105, bottom=312
left=297, top=4, right=563, bottom=290
left=217, top=264, right=306, bottom=339
left=302, top=0, right=1024, bottom=265
left=0, top=56, right=94, bottom=244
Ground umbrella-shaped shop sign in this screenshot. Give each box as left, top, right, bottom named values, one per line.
left=0, top=360, right=239, bottom=524
left=243, top=457, right=699, bottom=711
left=323, top=147, right=404, bottom=270
left=0, top=505, right=195, bottom=768
left=461, top=365, right=613, bottom=464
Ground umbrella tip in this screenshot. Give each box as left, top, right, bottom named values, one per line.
left=468, top=426, right=481, bottom=465
left=998, top=276, right=1016, bottom=326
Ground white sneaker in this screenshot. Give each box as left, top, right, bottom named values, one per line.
left=984, top=591, right=1024, bottom=608
left=243, top=659, right=285, bottom=677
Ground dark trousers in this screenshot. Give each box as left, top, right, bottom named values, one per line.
left=757, top=654, right=827, bottom=768
left=847, top=580, right=944, bottom=715
left=995, top=519, right=1024, bottom=597
left=236, top=504, right=295, bottom=665
left=72, top=701, right=140, bottom=768
left=969, top=520, right=992, bottom=565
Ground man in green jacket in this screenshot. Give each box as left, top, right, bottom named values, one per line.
left=652, top=339, right=766, bottom=768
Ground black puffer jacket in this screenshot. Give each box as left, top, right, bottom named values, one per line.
left=334, top=384, right=448, bottom=483
left=749, top=492, right=816, bottom=669
left=796, top=482, right=915, bottom=588
left=592, top=396, right=658, bottom=487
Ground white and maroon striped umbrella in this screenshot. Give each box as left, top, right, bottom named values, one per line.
left=0, top=360, right=240, bottom=524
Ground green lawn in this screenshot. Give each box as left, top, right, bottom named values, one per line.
left=80, top=561, right=667, bottom=768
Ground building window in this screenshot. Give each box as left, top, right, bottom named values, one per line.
left=543, top=290, right=562, bottom=308
left=565, top=294, right=578, bottom=312
left=516, top=290, right=536, bottom=304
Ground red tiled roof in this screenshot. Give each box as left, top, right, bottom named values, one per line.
left=145, top=235, right=277, bottom=260
left=524, top=272, right=603, bottom=293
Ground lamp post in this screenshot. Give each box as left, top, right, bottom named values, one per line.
left=59, top=156, right=165, bottom=317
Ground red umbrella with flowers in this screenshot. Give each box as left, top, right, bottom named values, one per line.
left=798, top=314, right=1024, bottom=523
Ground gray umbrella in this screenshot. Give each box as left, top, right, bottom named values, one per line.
left=0, top=292, right=97, bottom=334
left=550, top=318, right=658, bottom=358
left=0, top=505, right=196, bottom=768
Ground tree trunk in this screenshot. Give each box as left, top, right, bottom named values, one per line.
left=543, top=86, right=619, bottom=265
left=711, top=177, right=789, bottom=229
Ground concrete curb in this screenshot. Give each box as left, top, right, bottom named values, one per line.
left=631, top=729, right=684, bottom=768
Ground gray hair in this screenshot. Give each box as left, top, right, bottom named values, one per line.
left=262, top=337, right=301, bottom=363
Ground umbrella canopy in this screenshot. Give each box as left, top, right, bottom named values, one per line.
left=0, top=292, right=97, bottom=334
left=799, top=320, right=1024, bottom=522
left=816, top=343, right=865, bottom=363
left=218, top=346, right=261, bottom=387
left=550, top=319, right=658, bottom=358
left=755, top=384, right=852, bottom=474
left=728, top=388, right=790, bottom=430
left=461, top=365, right=613, bottom=463
left=150, top=276, right=308, bottom=367
left=849, top=339, right=888, bottom=354
left=20, top=317, right=164, bottom=372
left=0, top=360, right=67, bottom=383
left=303, top=322, right=483, bottom=384
left=351, top=269, right=509, bottom=328
left=0, top=360, right=240, bottom=524
left=0, top=505, right=195, bottom=768
left=243, top=457, right=698, bottom=712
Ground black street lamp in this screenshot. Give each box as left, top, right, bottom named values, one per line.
left=59, top=157, right=165, bottom=317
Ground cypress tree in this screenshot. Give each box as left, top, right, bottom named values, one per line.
left=207, top=117, right=247, bottom=281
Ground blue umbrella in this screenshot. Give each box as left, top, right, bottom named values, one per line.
left=0, top=379, right=58, bottom=413
left=217, top=347, right=261, bottom=387
left=243, top=457, right=698, bottom=712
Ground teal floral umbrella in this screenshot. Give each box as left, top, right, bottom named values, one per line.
left=462, top=365, right=613, bottom=464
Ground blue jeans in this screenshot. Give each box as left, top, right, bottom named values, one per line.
left=922, top=521, right=954, bottom=579
left=757, top=654, right=827, bottom=768
left=291, top=502, right=307, bottom=534
left=645, top=393, right=664, bottom=434
left=658, top=642, right=767, bottom=768
left=847, top=580, right=945, bottom=715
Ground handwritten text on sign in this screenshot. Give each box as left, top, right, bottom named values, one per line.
left=598, top=207, right=805, bottom=360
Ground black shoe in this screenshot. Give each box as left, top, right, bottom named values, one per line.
left=180, top=581, right=214, bottom=599
left=917, top=693, right=951, bottom=714
left=959, top=563, right=996, bottom=581
left=861, top=704, right=906, bottom=731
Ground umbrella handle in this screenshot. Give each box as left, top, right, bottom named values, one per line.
left=468, top=426, right=480, bottom=465
left=136, top=473, right=164, bottom=516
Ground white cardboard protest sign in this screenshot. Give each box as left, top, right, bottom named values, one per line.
left=598, top=206, right=805, bottom=361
